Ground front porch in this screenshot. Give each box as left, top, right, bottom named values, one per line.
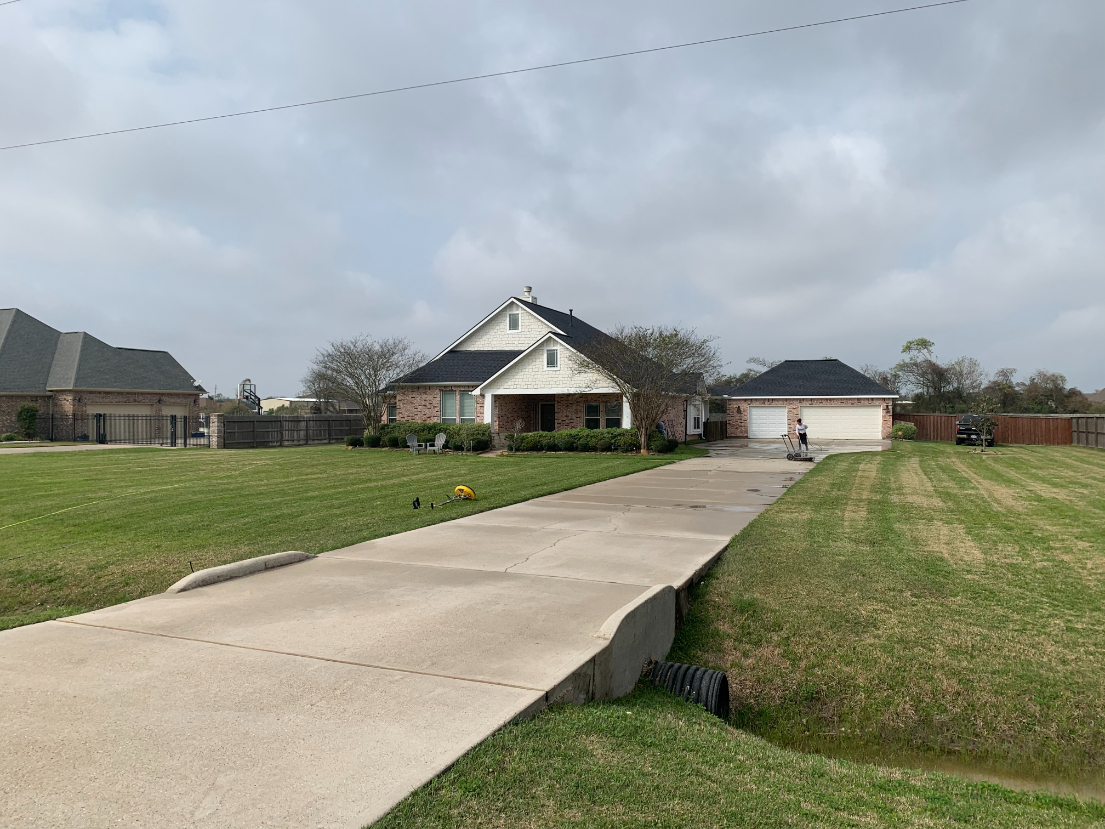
left=486, top=392, right=627, bottom=443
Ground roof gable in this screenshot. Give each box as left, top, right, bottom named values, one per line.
left=0, top=308, right=62, bottom=393
left=713, top=359, right=896, bottom=398
left=399, top=350, right=522, bottom=385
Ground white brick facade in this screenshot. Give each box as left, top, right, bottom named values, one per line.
left=481, top=340, right=614, bottom=393
left=455, top=303, right=554, bottom=351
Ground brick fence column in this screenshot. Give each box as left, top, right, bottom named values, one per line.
left=209, top=413, right=225, bottom=449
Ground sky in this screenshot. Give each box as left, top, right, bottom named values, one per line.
left=1, top=0, right=1102, bottom=396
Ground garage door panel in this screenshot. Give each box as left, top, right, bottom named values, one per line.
left=749, top=406, right=788, bottom=439
left=799, top=406, right=881, bottom=440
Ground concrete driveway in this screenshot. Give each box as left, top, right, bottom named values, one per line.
left=0, top=439, right=882, bottom=828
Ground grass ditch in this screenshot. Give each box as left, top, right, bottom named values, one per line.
left=670, top=441, right=1105, bottom=780
left=0, top=443, right=705, bottom=630
left=376, top=685, right=1105, bottom=828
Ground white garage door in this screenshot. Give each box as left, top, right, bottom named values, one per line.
left=799, top=405, right=882, bottom=440
left=748, top=406, right=788, bottom=438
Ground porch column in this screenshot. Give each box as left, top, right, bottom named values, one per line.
left=483, top=393, right=494, bottom=427
left=622, top=395, right=632, bottom=429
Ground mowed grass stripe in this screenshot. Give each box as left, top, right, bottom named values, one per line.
left=671, top=442, right=1105, bottom=777
left=0, top=444, right=705, bottom=630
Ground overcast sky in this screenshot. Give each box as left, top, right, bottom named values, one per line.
left=1, top=0, right=1102, bottom=396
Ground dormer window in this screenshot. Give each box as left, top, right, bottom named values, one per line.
left=545, top=347, right=559, bottom=370
left=507, top=312, right=520, bottom=332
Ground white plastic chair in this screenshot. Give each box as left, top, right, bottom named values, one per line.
left=428, top=432, right=447, bottom=454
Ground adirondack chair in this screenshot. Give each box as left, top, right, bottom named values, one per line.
left=427, top=432, right=447, bottom=454
left=406, top=433, right=423, bottom=455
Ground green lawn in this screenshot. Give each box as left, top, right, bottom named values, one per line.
left=0, top=443, right=704, bottom=630
left=376, top=685, right=1105, bottom=829
left=671, top=442, right=1105, bottom=779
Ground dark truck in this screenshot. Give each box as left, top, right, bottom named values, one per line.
left=954, top=414, right=996, bottom=446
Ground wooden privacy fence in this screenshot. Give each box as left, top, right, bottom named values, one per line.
left=223, top=415, right=365, bottom=449
left=1072, top=415, right=1105, bottom=449
left=893, top=413, right=1075, bottom=446
left=703, top=419, right=727, bottom=442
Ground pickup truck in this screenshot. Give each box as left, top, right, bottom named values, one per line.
left=954, top=414, right=996, bottom=446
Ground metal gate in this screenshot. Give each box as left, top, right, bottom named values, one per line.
left=92, top=414, right=208, bottom=447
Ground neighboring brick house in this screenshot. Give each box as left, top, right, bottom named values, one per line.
left=393, top=288, right=706, bottom=445
left=708, top=359, right=897, bottom=440
left=0, top=308, right=204, bottom=439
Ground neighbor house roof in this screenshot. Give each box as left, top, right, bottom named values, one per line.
left=399, top=350, right=523, bottom=385
left=711, top=359, right=896, bottom=398
left=0, top=308, right=204, bottom=394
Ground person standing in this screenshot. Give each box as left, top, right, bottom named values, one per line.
left=796, top=418, right=808, bottom=450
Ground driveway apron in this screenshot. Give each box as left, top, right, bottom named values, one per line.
left=0, top=438, right=881, bottom=828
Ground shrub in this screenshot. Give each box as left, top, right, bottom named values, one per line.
left=667, top=438, right=679, bottom=453
left=576, top=436, right=595, bottom=452
left=617, top=433, right=640, bottom=453
left=595, top=438, right=612, bottom=452
left=363, top=432, right=382, bottom=448
left=345, top=435, right=364, bottom=447
left=385, top=434, right=402, bottom=448
left=556, top=434, right=577, bottom=451
left=891, top=422, right=917, bottom=441
left=519, top=434, right=545, bottom=452
left=16, top=404, right=37, bottom=439
left=472, top=437, right=490, bottom=452
left=648, top=431, right=674, bottom=454
left=379, top=421, right=491, bottom=447
left=1, top=433, right=18, bottom=442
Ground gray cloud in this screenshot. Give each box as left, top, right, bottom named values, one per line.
left=0, top=0, right=1102, bottom=395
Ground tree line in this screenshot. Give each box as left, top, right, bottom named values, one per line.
left=862, top=338, right=1102, bottom=414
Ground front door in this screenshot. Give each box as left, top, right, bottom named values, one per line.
left=539, top=402, right=556, bottom=432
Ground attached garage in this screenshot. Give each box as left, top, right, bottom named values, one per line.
left=87, top=403, right=155, bottom=415
left=748, top=406, right=788, bottom=438
left=800, top=405, right=882, bottom=440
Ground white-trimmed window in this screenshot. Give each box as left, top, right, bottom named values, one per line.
left=459, top=391, right=476, bottom=423
left=545, top=347, right=559, bottom=369
left=507, top=312, right=521, bottom=332
left=440, top=391, right=457, bottom=424
left=387, top=403, right=397, bottom=423
left=691, top=404, right=702, bottom=432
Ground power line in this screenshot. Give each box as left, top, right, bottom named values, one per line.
left=0, top=0, right=27, bottom=6
left=1, top=0, right=969, bottom=152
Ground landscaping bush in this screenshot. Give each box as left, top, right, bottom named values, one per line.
left=363, top=432, right=382, bottom=448
left=385, top=434, right=402, bottom=448
left=519, top=433, right=546, bottom=452
left=345, top=435, right=364, bottom=447
left=648, top=431, right=674, bottom=454
left=667, top=438, right=679, bottom=453
left=472, top=437, right=490, bottom=452
left=617, top=433, right=641, bottom=453
left=556, top=434, right=577, bottom=452
left=575, top=436, right=595, bottom=452
left=890, top=422, right=918, bottom=441
left=16, top=404, right=37, bottom=439
left=595, top=438, right=612, bottom=452
left=379, top=421, right=491, bottom=447
left=1, top=433, right=18, bottom=442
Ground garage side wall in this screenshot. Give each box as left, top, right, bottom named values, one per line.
left=726, top=397, right=893, bottom=439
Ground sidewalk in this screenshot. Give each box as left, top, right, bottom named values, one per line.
left=0, top=442, right=870, bottom=828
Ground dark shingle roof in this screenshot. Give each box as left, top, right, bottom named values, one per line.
left=711, top=360, right=896, bottom=398
left=518, top=300, right=610, bottom=355
left=399, top=350, right=522, bottom=385
left=0, top=308, right=203, bottom=393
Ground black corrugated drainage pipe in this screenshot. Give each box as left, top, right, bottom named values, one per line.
left=647, top=661, right=730, bottom=720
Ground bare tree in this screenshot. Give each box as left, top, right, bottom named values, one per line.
left=574, top=325, right=721, bottom=455
left=302, top=335, right=426, bottom=434
left=947, top=356, right=988, bottom=398
left=860, top=364, right=902, bottom=395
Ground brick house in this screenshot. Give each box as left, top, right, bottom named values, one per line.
left=708, top=359, right=897, bottom=440
left=392, top=288, right=706, bottom=445
left=0, top=308, right=204, bottom=439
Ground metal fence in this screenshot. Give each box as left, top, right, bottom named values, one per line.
left=92, top=414, right=208, bottom=447
left=223, top=415, right=365, bottom=449
left=893, top=413, right=1076, bottom=446
left=1072, top=415, right=1105, bottom=449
